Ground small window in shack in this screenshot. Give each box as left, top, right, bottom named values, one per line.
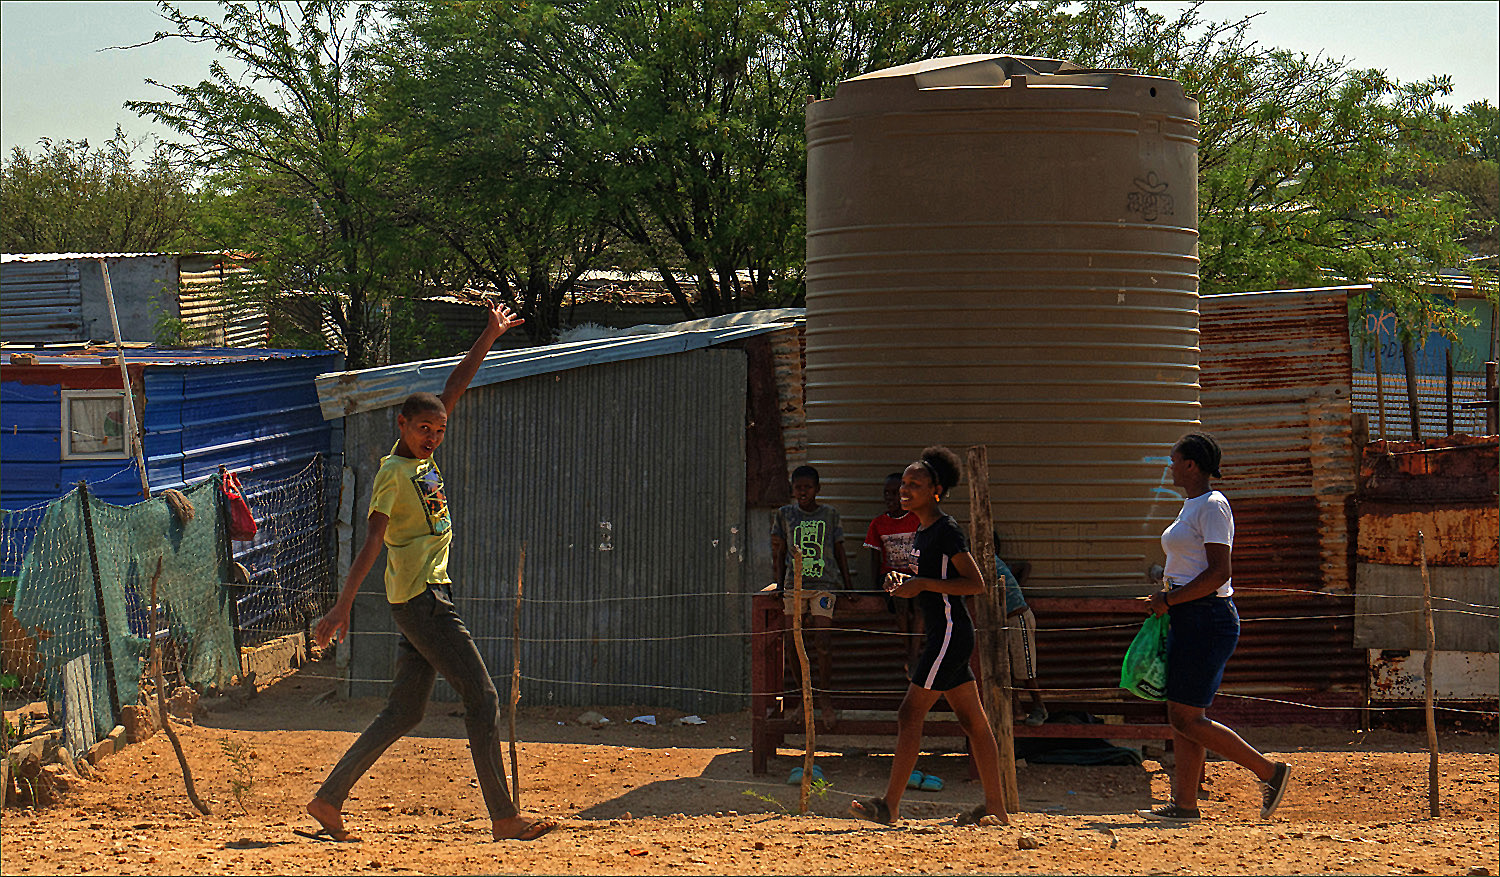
left=61, top=390, right=131, bottom=459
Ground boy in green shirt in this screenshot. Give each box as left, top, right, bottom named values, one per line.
left=306, top=302, right=556, bottom=843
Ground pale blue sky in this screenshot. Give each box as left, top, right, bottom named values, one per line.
left=2, top=1, right=1497, bottom=155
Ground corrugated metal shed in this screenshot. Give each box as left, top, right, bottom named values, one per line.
left=3, top=252, right=270, bottom=347
left=1199, top=286, right=1363, bottom=592
left=1, top=346, right=343, bottom=641
left=0, top=260, right=84, bottom=341
left=343, top=348, right=751, bottom=713
left=2, top=345, right=341, bottom=500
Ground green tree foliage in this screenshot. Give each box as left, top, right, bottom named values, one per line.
left=375, top=1, right=618, bottom=341
left=127, top=0, right=418, bottom=368
left=1, top=128, right=201, bottom=253
left=100, top=0, right=1486, bottom=358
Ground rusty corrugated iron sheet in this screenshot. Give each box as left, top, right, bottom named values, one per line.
left=1357, top=502, right=1498, bottom=566
left=1030, top=594, right=1365, bottom=723
left=1200, top=287, right=1360, bottom=593
left=1357, top=435, right=1498, bottom=504
left=1224, top=496, right=1323, bottom=590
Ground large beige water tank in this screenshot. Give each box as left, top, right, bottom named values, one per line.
left=805, top=55, right=1200, bottom=596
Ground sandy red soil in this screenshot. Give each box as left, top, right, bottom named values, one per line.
left=1, top=660, right=1496, bottom=875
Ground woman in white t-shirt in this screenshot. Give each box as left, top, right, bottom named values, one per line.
left=1137, top=433, right=1293, bottom=824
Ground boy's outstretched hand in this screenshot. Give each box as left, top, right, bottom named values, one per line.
left=486, top=300, right=525, bottom=338
left=314, top=603, right=352, bottom=649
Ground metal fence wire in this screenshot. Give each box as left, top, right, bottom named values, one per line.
left=0, top=457, right=339, bottom=761
left=1353, top=371, right=1490, bottom=440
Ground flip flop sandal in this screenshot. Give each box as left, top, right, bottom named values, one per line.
left=496, top=818, right=558, bottom=842
left=954, top=805, right=1002, bottom=827
left=850, top=796, right=894, bottom=826
left=907, top=771, right=944, bottom=791
left=293, top=827, right=360, bottom=843
left=786, top=764, right=825, bottom=785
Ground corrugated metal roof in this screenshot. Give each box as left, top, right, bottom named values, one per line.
left=314, top=309, right=805, bottom=419
left=1, top=252, right=175, bottom=263
left=3, top=346, right=331, bottom=367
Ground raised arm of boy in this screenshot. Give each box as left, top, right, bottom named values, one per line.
left=313, top=302, right=522, bottom=648
left=440, top=302, right=524, bottom=414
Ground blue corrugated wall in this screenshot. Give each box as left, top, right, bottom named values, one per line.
left=2, top=350, right=343, bottom=637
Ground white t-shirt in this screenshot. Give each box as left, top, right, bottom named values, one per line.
left=1161, top=490, right=1234, bottom=598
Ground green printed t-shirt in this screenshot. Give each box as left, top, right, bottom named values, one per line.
left=370, top=444, right=452, bottom=604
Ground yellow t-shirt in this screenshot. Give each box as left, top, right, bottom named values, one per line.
left=369, top=444, right=452, bottom=604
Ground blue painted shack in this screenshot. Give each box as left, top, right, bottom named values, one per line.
left=1, top=346, right=344, bottom=644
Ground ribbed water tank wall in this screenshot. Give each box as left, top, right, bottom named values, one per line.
left=804, top=55, right=1200, bottom=596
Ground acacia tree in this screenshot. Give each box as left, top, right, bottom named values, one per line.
left=374, top=2, right=617, bottom=342
left=126, top=0, right=417, bottom=367
left=0, top=128, right=201, bottom=253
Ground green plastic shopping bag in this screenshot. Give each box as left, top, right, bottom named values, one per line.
left=1120, top=613, right=1169, bottom=701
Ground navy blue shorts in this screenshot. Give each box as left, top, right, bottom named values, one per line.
left=1165, top=596, right=1239, bottom=708
left=910, top=618, right=975, bottom=692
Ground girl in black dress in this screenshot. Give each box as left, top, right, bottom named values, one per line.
left=850, top=446, right=1008, bottom=827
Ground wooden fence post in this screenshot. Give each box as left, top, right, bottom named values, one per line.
left=790, top=550, right=815, bottom=814
left=508, top=544, right=525, bottom=808
left=965, top=446, right=1019, bottom=814
left=1418, top=530, right=1439, bottom=817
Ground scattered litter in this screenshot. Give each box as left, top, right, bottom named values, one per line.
left=630, top=715, right=657, bottom=725
left=675, top=715, right=707, bottom=725
left=577, top=711, right=610, bottom=726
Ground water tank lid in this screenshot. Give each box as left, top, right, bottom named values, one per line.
left=844, top=54, right=1138, bottom=91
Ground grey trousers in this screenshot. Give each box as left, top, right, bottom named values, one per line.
left=316, top=583, right=518, bottom=820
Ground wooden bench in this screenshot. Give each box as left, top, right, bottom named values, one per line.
left=750, top=587, right=1173, bottom=774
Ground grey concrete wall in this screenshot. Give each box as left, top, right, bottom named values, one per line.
left=78, top=256, right=179, bottom=343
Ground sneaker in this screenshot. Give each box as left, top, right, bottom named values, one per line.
left=1138, top=803, right=1201, bottom=822
left=1024, top=705, right=1048, bottom=726
left=1260, top=762, right=1292, bottom=819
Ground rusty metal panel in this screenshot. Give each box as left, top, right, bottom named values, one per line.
left=1200, top=288, right=1359, bottom=592
left=768, top=325, right=807, bottom=470
left=1358, top=436, right=1498, bottom=504
left=1368, top=649, right=1499, bottom=701
left=1029, top=593, right=1365, bottom=700
left=1353, top=563, right=1498, bottom=652
left=1357, top=502, right=1498, bottom=566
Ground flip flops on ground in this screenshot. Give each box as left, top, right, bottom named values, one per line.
left=907, top=770, right=944, bottom=791
left=954, top=804, right=1005, bottom=826
left=787, top=764, right=825, bottom=785
left=494, top=818, right=557, bottom=841
left=293, top=827, right=360, bottom=843
left=850, top=797, right=895, bottom=825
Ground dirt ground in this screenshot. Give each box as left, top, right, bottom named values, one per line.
left=1, top=660, right=1496, bottom=876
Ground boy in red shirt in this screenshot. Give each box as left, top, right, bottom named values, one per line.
left=864, top=472, right=921, bottom=661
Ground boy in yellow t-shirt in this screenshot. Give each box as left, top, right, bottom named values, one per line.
left=304, top=302, right=556, bottom=843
